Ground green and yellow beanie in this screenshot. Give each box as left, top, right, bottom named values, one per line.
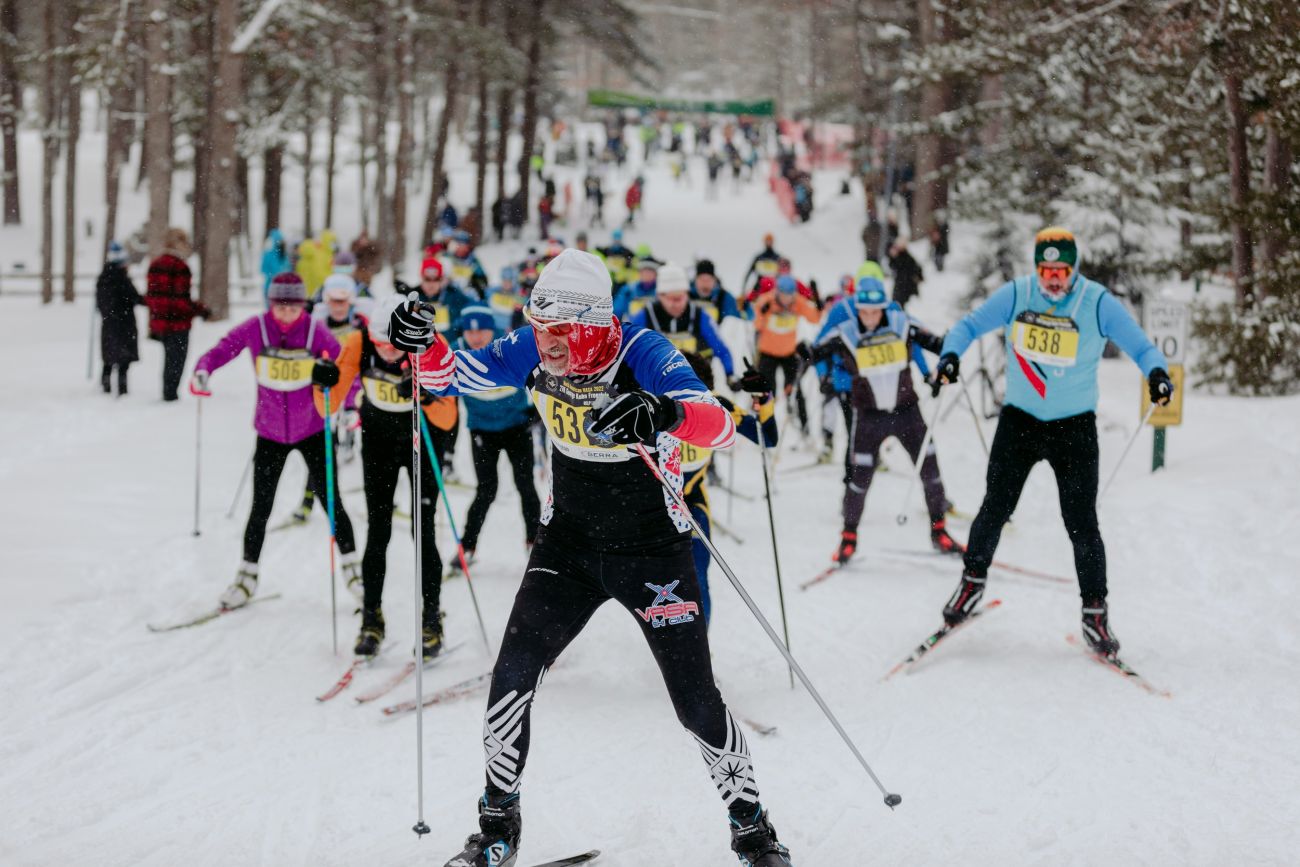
left=1034, top=227, right=1077, bottom=267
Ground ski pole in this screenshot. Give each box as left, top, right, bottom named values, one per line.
left=417, top=406, right=492, bottom=656
left=725, top=446, right=735, bottom=524
left=957, top=378, right=990, bottom=459
left=895, top=390, right=946, bottom=526
left=1099, top=403, right=1159, bottom=502
left=87, top=299, right=96, bottom=381
left=755, top=409, right=794, bottom=689
left=192, top=398, right=202, bottom=537
left=226, top=447, right=254, bottom=519
left=322, top=373, right=339, bottom=657
left=410, top=353, right=430, bottom=839
left=633, top=443, right=902, bottom=810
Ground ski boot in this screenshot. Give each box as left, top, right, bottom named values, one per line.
left=290, top=494, right=313, bottom=525
left=1081, top=599, right=1121, bottom=656
left=422, top=608, right=445, bottom=662
left=816, top=439, right=833, bottom=464
left=219, top=561, right=259, bottom=610
left=930, top=518, right=965, bottom=556
left=832, top=530, right=857, bottom=566
left=341, top=552, right=363, bottom=605
left=942, top=568, right=986, bottom=626
left=730, top=806, right=793, bottom=866
left=444, top=792, right=521, bottom=867
left=354, top=608, right=385, bottom=657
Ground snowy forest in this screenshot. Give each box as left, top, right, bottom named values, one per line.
left=1, top=0, right=1297, bottom=390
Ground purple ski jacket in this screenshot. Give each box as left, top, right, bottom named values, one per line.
left=195, top=312, right=340, bottom=444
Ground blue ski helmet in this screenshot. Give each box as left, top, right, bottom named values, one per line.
left=854, top=276, right=889, bottom=309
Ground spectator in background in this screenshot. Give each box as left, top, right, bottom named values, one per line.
left=929, top=214, right=950, bottom=273
left=96, top=241, right=145, bottom=396
left=624, top=176, right=643, bottom=227
left=889, top=239, right=925, bottom=310
left=145, top=227, right=210, bottom=402
left=259, top=228, right=290, bottom=299
left=352, top=239, right=382, bottom=299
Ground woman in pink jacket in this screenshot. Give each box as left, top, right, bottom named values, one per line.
left=190, top=273, right=360, bottom=609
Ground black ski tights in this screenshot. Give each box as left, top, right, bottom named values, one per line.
left=480, top=529, right=761, bottom=818
left=243, top=432, right=355, bottom=563
left=964, top=405, right=1106, bottom=599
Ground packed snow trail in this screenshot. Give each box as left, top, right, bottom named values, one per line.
left=4, top=142, right=1300, bottom=865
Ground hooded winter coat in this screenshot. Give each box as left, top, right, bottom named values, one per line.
left=96, top=262, right=144, bottom=365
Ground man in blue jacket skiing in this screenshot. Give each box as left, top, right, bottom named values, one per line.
left=933, top=227, right=1174, bottom=655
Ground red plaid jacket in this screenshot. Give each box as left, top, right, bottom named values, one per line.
left=145, top=254, right=205, bottom=336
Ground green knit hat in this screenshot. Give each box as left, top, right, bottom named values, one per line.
left=1034, top=227, right=1077, bottom=267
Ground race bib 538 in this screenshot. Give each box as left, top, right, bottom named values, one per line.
left=1012, top=311, right=1080, bottom=367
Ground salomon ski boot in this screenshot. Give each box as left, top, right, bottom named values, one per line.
left=942, top=569, right=986, bottom=626
left=930, top=518, right=965, bottom=556
left=832, top=530, right=857, bottom=566
left=1081, top=599, right=1121, bottom=656
left=219, top=561, right=259, bottom=610
left=730, top=807, right=793, bottom=866
left=354, top=608, right=385, bottom=657
left=422, top=608, right=445, bottom=662
left=444, top=792, right=521, bottom=867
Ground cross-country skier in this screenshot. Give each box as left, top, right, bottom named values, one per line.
left=753, top=275, right=821, bottom=435
left=449, top=306, right=542, bottom=572
left=629, top=263, right=736, bottom=384
left=690, top=258, right=745, bottom=324
left=933, top=227, right=1173, bottom=654
left=742, top=232, right=782, bottom=295
left=311, top=306, right=449, bottom=658
left=805, top=275, right=960, bottom=565
left=385, top=249, right=795, bottom=867
left=189, top=272, right=360, bottom=609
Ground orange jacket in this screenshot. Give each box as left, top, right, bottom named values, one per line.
left=753, top=292, right=820, bottom=357
left=314, top=330, right=457, bottom=431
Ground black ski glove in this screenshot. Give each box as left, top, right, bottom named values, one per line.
left=795, top=341, right=813, bottom=364
left=933, top=352, right=960, bottom=397
left=395, top=375, right=414, bottom=400
left=587, top=390, right=683, bottom=445
left=312, top=358, right=340, bottom=388
left=1148, top=368, right=1174, bottom=406
left=734, top=359, right=773, bottom=395
left=389, top=292, right=437, bottom=353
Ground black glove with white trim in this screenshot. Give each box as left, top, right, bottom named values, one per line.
left=587, top=390, right=684, bottom=445
left=388, top=292, right=437, bottom=353
left=932, top=352, right=960, bottom=397
left=1148, top=368, right=1174, bottom=406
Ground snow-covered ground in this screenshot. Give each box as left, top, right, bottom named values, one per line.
left=4, top=121, right=1300, bottom=867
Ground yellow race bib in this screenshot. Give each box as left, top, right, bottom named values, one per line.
left=770, top=312, right=798, bottom=333
left=431, top=304, right=452, bottom=334
left=531, top=375, right=629, bottom=462
left=490, top=292, right=520, bottom=315
left=629, top=297, right=649, bottom=317
left=680, top=440, right=713, bottom=473
left=255, top=349, right=314, bottom=391
left=701, top=304, right=720, bottom=323
left=452, top=263, right=473, bottom=282
left=665, top=332, right=699, bottom=354
left=854, top=335, right=909, bottom=374
left=756, top=260, right=779, bottom=277
left=1012, top=311, right=1079, bottom=367
left=362, top=371, right=412, bottom=412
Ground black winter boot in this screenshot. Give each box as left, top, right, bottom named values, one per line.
left=353, top=608, right=384, bottom=657
left=942, top=569, right=986, bottom=626
left=1081, top=599, right=1121, bottom=656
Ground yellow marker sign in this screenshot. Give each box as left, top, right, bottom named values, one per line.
left=1141, top=363, right=1184, bottom=427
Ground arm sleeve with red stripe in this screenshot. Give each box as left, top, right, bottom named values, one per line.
left=624, top=326, right=735, bottom=449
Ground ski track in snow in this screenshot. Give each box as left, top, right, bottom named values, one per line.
left=3, top=120, right=1300, bottom=865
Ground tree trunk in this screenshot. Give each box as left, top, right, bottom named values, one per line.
left=40, top=0, right=61, bottom=304
left=516, top=4, right=544, bottom=223
left=302, top=94, right=314, bottom=238
left=473, top=0, right=489, bottom=224
left=373, top=14, right=391, bottom=248
left=390, top=0, right=415, bottom=272
left=0, top=0, right=21, bottom=225
left=1258, top=117, right=1290, bottom=292
left=912, top=0, right=947, bottom=240
left=263, top=145, right=283, bottom=232
left=104, top=88, right=124, bottom=255
left=422, top=54, right=460, bottom=243
left=325, top=81, right=340, bottom=230
left=359, top=95, right=371, bottom=231
left=235, top=152, right=248, bottom=238
left=494, top=85, right=513, bottom=210
left=199, top=0, right=242, bottom=321
left=62, top=74, right=80, bottom=303
left=143, top=0, right=173, bottom=258
left=192, top=7, right=213, bottom=256
left=1224, top=71, right=1254, bottom=308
